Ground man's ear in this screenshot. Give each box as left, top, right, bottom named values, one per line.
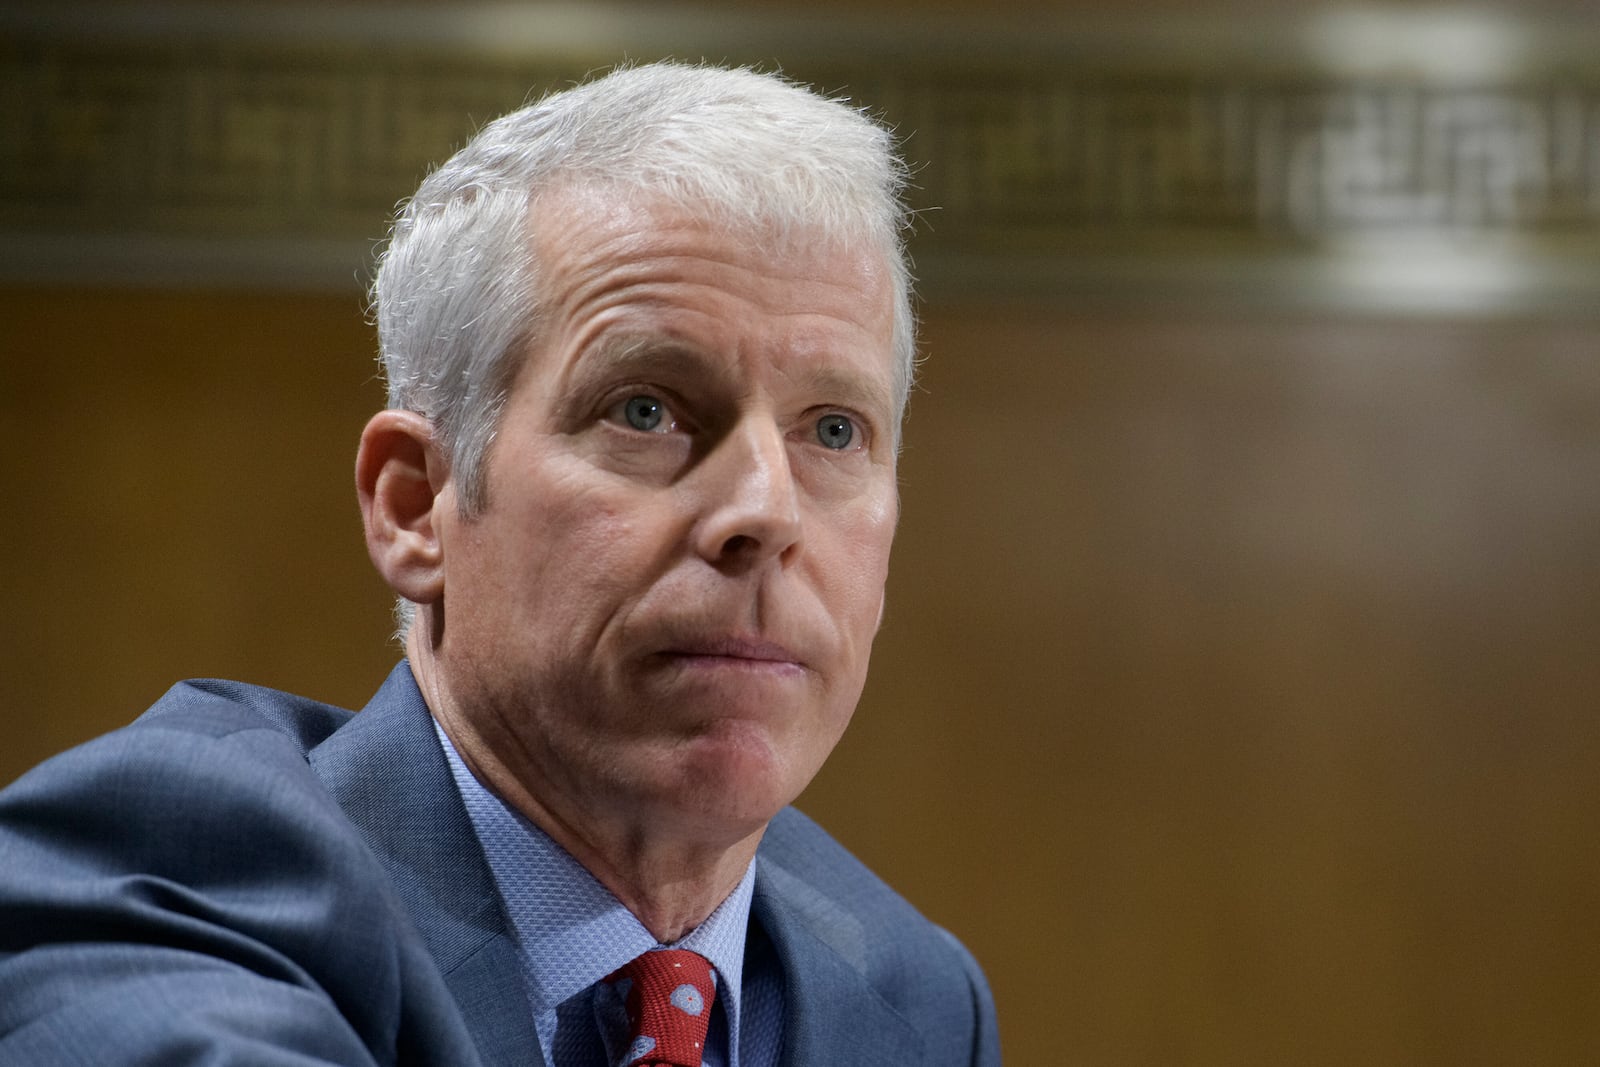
left=356, top=409, right=450, bottom=605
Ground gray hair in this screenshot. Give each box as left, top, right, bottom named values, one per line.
left=372, top=62, right=916, bottom=514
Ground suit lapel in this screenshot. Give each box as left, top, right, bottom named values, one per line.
left=754, top=857, right=925, bottom=1065
left=309, top=663, right=544, bottom=1067
left=308, top=664, right=927, bottom=1066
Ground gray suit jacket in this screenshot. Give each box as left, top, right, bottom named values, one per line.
left=0, top=664, right=1000, bottom=1065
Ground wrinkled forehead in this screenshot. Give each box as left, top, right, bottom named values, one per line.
left=521, top=183, right=899, bottom=352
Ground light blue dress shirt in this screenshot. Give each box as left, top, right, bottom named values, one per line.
left=435, top=722, right=783, bottom=1067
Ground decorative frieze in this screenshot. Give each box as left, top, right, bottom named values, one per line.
left=2, top=7, right=1597, bottom=308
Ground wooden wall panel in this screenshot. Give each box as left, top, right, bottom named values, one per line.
left=3, top=288, right=398, bottom=769
left=807, top=306, right=1600, bottom=1063
left=5, top=287, right=1599, bottom=1062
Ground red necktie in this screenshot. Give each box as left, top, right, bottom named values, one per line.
left=604, top=949, right=717, bottom=1067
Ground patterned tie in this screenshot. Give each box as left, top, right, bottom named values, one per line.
left=603, top=949, right=717, bottom=1067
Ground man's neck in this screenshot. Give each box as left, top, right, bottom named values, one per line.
left=471, top=759, right=763, bottom=943
left=412, top=667, right=758, bottom=942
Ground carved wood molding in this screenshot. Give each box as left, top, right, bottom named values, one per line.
left=3, top=4, right=1597, bottom=311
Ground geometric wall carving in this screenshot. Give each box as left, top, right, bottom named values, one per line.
left=3, top=7, right=1598, bottom=310
left=907, top=79, right=1600, bottom=239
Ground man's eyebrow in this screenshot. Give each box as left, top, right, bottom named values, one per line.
left=779, top=332, right=897, bottom=419
left=788, top=365, right=895, bottom=421
left=568, top=334, right=715, bottom=385
left=546, top=334, right=707, bottom=408
left=553, top=332, right=895, bottom=422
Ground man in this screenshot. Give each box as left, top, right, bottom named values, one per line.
left=0, top=63, right=999, bottom=1066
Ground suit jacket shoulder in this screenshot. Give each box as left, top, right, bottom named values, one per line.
left=0, top=674, right=483, bottom=1066
left=756, top=807, right=1002, bottom=1066
left=0, top=671, right=1000, bottom=1066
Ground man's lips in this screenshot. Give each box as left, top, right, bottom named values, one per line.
left=653, top=635, right=806, bottom=671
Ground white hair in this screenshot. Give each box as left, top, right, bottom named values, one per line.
left=370, top=62, right=916, bottom=631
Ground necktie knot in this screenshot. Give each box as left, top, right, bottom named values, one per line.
left=604, top=949, right=717, bottom=1067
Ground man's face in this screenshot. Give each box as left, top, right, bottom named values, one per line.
left=429, top=190, right=900, bottom=848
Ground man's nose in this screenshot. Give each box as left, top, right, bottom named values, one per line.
left=691, top=417, right=802, bottom=570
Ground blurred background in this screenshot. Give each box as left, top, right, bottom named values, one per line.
left=3, top=1, right=1598, bottom=1062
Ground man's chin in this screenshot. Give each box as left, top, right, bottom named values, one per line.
left=639, top=730, right=814, bottom=836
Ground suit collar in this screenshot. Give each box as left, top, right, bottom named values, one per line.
left=308, top=662, right=543, bottom=1067
left=307, top=663, right=921, bottom=1067
left=753, top=853, right=925, bottom=1065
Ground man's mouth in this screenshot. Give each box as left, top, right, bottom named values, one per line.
left=655, top=635, right=805, bottom=673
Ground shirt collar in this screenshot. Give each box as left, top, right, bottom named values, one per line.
left=432, top=719, right=755, bottom=1059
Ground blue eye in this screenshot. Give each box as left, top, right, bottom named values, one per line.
left=623, top=395, right=665, bottom=432
left=816, top=413, right=855, bottom=450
